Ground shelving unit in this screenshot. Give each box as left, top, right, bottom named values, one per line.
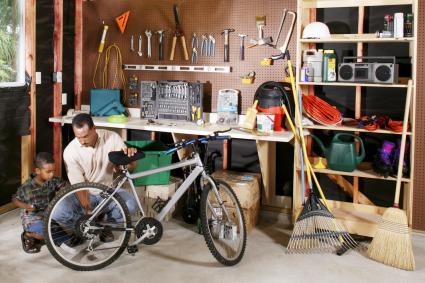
left=294, top=0, right=418, bottom=236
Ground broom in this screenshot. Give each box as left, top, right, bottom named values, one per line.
left=367, top=80, right=415, bottom=270
left=284, top=58, right=357, bottom=253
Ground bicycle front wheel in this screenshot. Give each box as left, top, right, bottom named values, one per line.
left=44, top=182, right=131, bottom=271
left=200, top=177, right=246, bottom=266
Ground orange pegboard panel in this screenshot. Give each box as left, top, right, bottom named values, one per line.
left=412, top=0, right=425, bottom=231
left=82, top=0, right=297, bottom=113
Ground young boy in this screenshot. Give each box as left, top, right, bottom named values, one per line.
left=13, top=152, right=66, bottom=253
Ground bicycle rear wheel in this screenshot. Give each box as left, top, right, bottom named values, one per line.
left=200, top=177, right=246, bottom=266
left=44, top=182, right=131, bottom=271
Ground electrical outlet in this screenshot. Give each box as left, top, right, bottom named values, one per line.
left=62, top=93, right=67, bottom=105
left=36, top=72, right=41, bottom=85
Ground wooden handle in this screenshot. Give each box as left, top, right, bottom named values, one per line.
left=394, top=79, right=413, bottom=206
left=170, top=36, right=177, bottom=61
left=180, top=36, right=189, bottom=61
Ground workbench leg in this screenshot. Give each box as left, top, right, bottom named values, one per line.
left=223, top=139, right=230, bottom=170
left=256, top=140, right=276, bottom=207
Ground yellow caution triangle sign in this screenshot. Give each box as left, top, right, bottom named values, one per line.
left=115, top=11, right=130, bottom=34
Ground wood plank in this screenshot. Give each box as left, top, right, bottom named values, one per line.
left=326, top=199, right=387, bottom=215
left=311, top=167, right=411, bottom=182
left=53, top=0, right=63, bottom=176
left=298, top=81, right=409, bottom=88
left=74, top=0, right=83, bottom=110
left=327, top=174, right=374, bottom=205
left=300, top=34, right=415, bottom=43
left=22, top=0, right=36, bottom=183
left=303, top=124, right=412, bottom=135
left=0, top=203, right=17, bottom=214
left=223, top=139, right=229, bottom=170
left=302, top=0, right=413, bottom=9
left=256, top=141, right=276, bottom=207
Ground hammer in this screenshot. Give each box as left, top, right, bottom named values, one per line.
left=238, top=34, right=247, bottom=61
left=221, top=28, right=235, bottom=62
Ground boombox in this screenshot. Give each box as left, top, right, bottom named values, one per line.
left=338, top=56, right=399, bottom=84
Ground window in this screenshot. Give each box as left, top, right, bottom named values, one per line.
left=0, top=0, right=25, bottom=87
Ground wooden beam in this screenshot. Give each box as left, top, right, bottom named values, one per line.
left=223, top=139, right=229, bottom=170
left=327, top=174, right=374, bottom=205
left=74, top=0, right=83, bottom=110
left=53, top=0, right=63, bottom=176
left=256, top=141, right=276, bottom=207
left=22, top=0, right=36, bottom=183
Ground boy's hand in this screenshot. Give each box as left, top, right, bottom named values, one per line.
left=26, top=204, right=36, bottom=213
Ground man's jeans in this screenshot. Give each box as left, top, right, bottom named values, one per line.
left=51, top=189, right=137, bottom=233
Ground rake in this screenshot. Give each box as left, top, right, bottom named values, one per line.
left=284, top=58, right=358, bottom=254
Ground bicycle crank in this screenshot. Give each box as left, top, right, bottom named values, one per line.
left=135, top=217, right=163, bottom=245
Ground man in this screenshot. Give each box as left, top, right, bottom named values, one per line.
left=53, top=113, right=138, bottom=243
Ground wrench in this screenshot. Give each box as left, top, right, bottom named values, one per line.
left=138, top=35, right=143, bottom=57
left=145, top=30, right=152, bottom=58
left=130, top=35, right=135, bottom=52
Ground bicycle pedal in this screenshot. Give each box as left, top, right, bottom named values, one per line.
left=127, top=245, right=139, bottom=255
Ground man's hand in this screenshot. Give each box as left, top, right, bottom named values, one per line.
left=123, top=147, right=137, bottom=157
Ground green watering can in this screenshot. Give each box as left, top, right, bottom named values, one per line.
left=311, top=133, right=365, bottom=172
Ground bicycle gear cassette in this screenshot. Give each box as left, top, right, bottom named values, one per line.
left=135, top=217, right=163, bottom=245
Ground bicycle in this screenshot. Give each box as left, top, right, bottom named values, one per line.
left=43, top=130, right=246, bottom=271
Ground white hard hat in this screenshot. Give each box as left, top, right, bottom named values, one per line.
left=302, top=22, right=331, bottom=39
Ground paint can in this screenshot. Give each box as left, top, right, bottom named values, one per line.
left=256, top=114, right=275, bottom=133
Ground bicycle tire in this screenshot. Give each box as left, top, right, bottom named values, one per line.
left=200, top=178, right=247, bottom=266
left=44, top=182, right=132, bottom=271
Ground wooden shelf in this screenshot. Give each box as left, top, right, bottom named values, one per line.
left=298, top=81, right=409, bottom=88
left=299, top=33, right=415, bottom=43
left=302, top=0, right=413, bottom=9
left=303, top=124, right=412, bottom=135
left=303, top=166, right=411, bottom=183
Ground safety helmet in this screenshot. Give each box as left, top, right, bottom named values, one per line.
left=302, top=22, right=331, bottom=39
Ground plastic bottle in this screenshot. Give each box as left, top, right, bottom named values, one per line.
left=323, top=49, right=337, bottom=82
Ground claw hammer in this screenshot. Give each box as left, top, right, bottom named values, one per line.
left=221, top=28, right=235, bottom=62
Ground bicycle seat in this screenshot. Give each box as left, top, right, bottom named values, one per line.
left=108, top=151, right=145, bottom=165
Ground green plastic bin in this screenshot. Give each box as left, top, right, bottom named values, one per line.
left=125, top=140, right=172, bottom=186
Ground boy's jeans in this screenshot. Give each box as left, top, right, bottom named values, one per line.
left=51, top=189, right=137, bottom=231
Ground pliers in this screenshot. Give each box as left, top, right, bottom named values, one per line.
left=208, top=33, right=215, bottom=57
left=200, top=33, right=208, bottom=56
left=191, top=33, right=199, bottom=64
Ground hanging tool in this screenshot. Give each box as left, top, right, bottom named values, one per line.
left=238, top=34, right=247, bottom=60
left=170, top=4, right=189, bottom=61
left=200, top=34, right=208, bottom=56
left=138, top=35, right=143, bottom=57
left=92, top=25, right=109, bottom=88
left=145, top=30, right=152, bottom=58
left=130, top=35, right=135, bottom=52
left=208, top=33, right=216, bottom=57
left=271, top=9, right=297, bottom=54
left=115, top=11, right=130, bottom=34
left=221, top=29, right=235, bottom=62
left=249, top=16, right=272, bottom=48
left=156, top=30, right=165, bottom=61
left=191, top=33, right=199, bottom=64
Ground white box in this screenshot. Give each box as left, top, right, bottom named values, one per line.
left=394, top=13, right=404, bottom=38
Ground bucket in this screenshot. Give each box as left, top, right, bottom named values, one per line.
left=256, top=114, right=275, bottom=133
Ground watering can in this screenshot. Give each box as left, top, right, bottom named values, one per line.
left=311, top=133, right=365, bottom=172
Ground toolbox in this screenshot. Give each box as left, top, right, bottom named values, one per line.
left=140, top=80, right=203, bottom=122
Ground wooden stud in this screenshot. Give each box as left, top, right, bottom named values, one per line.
left=256, top=141, right=276, bottom=207
left=223, top=139, right=229, bottom=170
left=327, top=174, right=374, bottom=205
left=74, top=0, right=83, bottom=110
left=22, top=0, right=36, bottom=183
left=53, top=0, right=63, bottom=176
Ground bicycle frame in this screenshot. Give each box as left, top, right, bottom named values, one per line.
left=87, top=151, right=222, bottom=247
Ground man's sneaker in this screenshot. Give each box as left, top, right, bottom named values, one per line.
left=99, top=227, right=114, bottom=243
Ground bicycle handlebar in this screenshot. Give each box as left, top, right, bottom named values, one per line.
left=165, top=129, right=231, bottom=154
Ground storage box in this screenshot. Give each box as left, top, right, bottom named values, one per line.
left=212, top=170, right=261, bottom=232
left=135, top=177, right=182, bottom=222
left=125, top=140, right=172, bottom=186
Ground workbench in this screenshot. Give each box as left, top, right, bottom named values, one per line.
left=49, top=113, right=294, bottom=212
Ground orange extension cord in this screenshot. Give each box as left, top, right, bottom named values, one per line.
left=302, top=95, right=342, bottom=126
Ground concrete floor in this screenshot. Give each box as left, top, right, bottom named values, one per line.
left=1, top=209, right=425, bottom=283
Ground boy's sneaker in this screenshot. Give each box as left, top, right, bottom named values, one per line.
left=21, top=232, right=41, bottom=254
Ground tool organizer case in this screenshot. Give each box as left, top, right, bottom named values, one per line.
left=140, top=80, right=203, bottom=122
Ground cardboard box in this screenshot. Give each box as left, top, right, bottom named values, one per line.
left=212, top=170, right=261, bottom=232
left=135, top=177, right=182, bottom=222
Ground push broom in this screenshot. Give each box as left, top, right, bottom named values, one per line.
left=367, top=80, right=415, bottom=270
left=284, top=57, right=357, bottom=253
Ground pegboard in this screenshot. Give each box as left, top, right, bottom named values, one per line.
left=81, top=0, right=297, bottom=113
left=413, top=1, right=425, bottom=231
